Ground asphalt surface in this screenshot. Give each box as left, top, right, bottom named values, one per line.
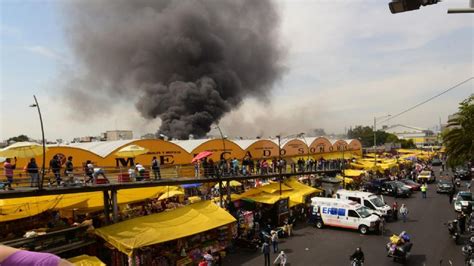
left=225, top=167, right=469, bottom=266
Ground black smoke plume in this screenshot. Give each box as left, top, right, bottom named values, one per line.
left=62, top=0, right=284, bottom=139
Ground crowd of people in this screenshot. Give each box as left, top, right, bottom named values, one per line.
left=194, top=157, right=348, bottom=178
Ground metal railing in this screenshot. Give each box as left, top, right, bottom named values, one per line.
left=1, top=160, right=347, bottom=190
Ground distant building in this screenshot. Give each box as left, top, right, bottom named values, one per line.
left=141, top=133, right=157, bottom=139
left=103, top=130, right=133, bottom=141
left=383, top=124, right=437, bottom=148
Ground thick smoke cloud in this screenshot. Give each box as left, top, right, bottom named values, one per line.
left=62, top=0, right=284, bottom=139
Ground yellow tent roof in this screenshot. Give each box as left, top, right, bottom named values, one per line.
left=214, top=180, right=242, bottom=189
left=157, top=190, right=184, bottom=200
left=258, top=183, right=292, bottom=194
left=343, top=169, right=366, bottom=177
left=95, top=201, right=236, bottom=256
left=0, top=187, right=181, bottom=222
left=68, top=255, right=106, bottom=266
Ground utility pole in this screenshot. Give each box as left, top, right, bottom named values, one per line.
left=30, top=95, right=46, bottom=190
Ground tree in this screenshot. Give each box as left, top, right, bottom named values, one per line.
left=347, top=125, right=399, bottom=147
left=7, top=135, right=29, bottom=142
left=442, top=95, right=474, bottom=167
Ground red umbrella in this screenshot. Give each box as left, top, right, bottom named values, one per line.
left=192, top=151, right=213, bottom=163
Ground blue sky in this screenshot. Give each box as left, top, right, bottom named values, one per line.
left=1, top=0, right=473, bottom=141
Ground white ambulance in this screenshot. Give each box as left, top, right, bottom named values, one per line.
left=311, top=197, right=380, bottom=234
left=335, top=189, right=392, bottom=217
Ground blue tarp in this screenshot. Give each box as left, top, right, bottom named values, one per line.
left=181, top=183, right=202, bottom=189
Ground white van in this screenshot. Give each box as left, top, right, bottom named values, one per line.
left=336, top=190, right=392, bottom=217
left=311, top=197, right=380, bottom=234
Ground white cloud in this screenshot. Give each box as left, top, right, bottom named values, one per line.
left=24, top=45, right=66, bottom=62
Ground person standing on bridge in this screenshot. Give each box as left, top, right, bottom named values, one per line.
left=27, top=158, right=39, bottom=187
left=151, top=156, right=161, bottom=180
left=3, top=158, right=17, bottom=190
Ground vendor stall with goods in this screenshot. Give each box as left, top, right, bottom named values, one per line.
left=94, top=200, right=236, bottom=266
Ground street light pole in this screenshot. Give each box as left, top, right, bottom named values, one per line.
left=30, top=95, right=46, bottom=190
left=277, top=135, right=282, bottom=196
left=215, top=124, right=226, bottom=208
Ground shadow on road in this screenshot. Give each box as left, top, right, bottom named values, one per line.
left=407, top=254, right=426, bottom=265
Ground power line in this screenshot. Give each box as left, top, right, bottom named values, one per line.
left=380, top=76, right=474, bottom=124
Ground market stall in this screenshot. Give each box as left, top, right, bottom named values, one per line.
left=95, top=200, right=236, bottom=266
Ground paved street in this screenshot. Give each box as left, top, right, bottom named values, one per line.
left=225, top=167, right=469, bottom=265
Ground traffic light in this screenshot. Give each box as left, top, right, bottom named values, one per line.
left=389, top=0, right=440, bottom=14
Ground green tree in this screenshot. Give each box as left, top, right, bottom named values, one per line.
left=8, top=134, right=29, bottom=142
left=347, top=126, right=399, bottom=147
left=442, top=94, right=474, bottom=167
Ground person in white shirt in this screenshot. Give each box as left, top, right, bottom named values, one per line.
left=274, top=250, right=287, bottom=266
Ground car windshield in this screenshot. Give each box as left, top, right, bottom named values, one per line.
left=356, top=206, right=372, bottom=218
left=369, top=196, right=385, bottom=208
left=392, top=182, right=405, bottom=188
left=439, top=180, right=450, bottom=185
left=458, top=194, right=472, bottom=201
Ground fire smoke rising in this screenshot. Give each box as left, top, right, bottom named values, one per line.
left=62, top=0, right=285, bottom=139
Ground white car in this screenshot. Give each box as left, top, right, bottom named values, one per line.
left=417, top=170, right=435, bottom=183
left=453, top=191, right=473, bottom=212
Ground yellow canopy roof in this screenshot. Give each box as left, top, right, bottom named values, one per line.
left=0, top=141, right=48, bottom=158
left=68, top=255, right=106, bottom=266
left=239, top=178, right=320, bottom=207
left=343, top=169, right=366, bottom=177
left=157, top=190, right=184, bottom=200
left=214, top=180, right=242, bottom=189
left=95, top=201, right=236, bottom=256
left=258, top=183, right=292, bottom=194
left=0, top=187, right=180, bottom=222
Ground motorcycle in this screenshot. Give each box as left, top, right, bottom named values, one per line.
left=447, top=220, right=461, bottom=244
left=455, top=178, right=462, bottom=188
left=386, top=232, right=413, bottom=263
left=462, top=244, right=474, bottom=266
left=350, top=258, right=363, bottom=266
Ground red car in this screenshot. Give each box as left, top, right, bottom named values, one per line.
left=400, top=179, right=421, bottom=191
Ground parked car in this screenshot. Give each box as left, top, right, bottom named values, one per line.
left=436, top=180, right=454, bottom=194
left=380, top=181, right=412, bottom=198
left=417, top=170, right=436, bottom=183
left=400, top=179, right=421, bottom=191
left=431, top=158, right=443, bottom=166
left=454, top=167, right=471, bottom=180
left=453, top=191, right=474, bottom=212
left=362, top=178, right=389, bottom=194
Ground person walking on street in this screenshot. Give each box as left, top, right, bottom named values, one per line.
left=392, top=202, right=398, bottom=221
left=379, top=216, right=386, bottom=235
left=271, top=231, right=279, bottom=253
left=400, top=204, right=409, bottom=223
left=151, top=156, right=161, bottom=180
left=27, top=158, right=39, bottom=187
left=448, top=189, right=454, bottom=204
left=261, top=241, right=271, bottom=266
left=273, top=250, right=287, bottom=266
left=3, top=157, right=17, bottom=190
left=421, top=183, right=427, bottom=199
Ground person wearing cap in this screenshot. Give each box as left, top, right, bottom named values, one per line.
left=273, top=250, right=287, bottom=266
